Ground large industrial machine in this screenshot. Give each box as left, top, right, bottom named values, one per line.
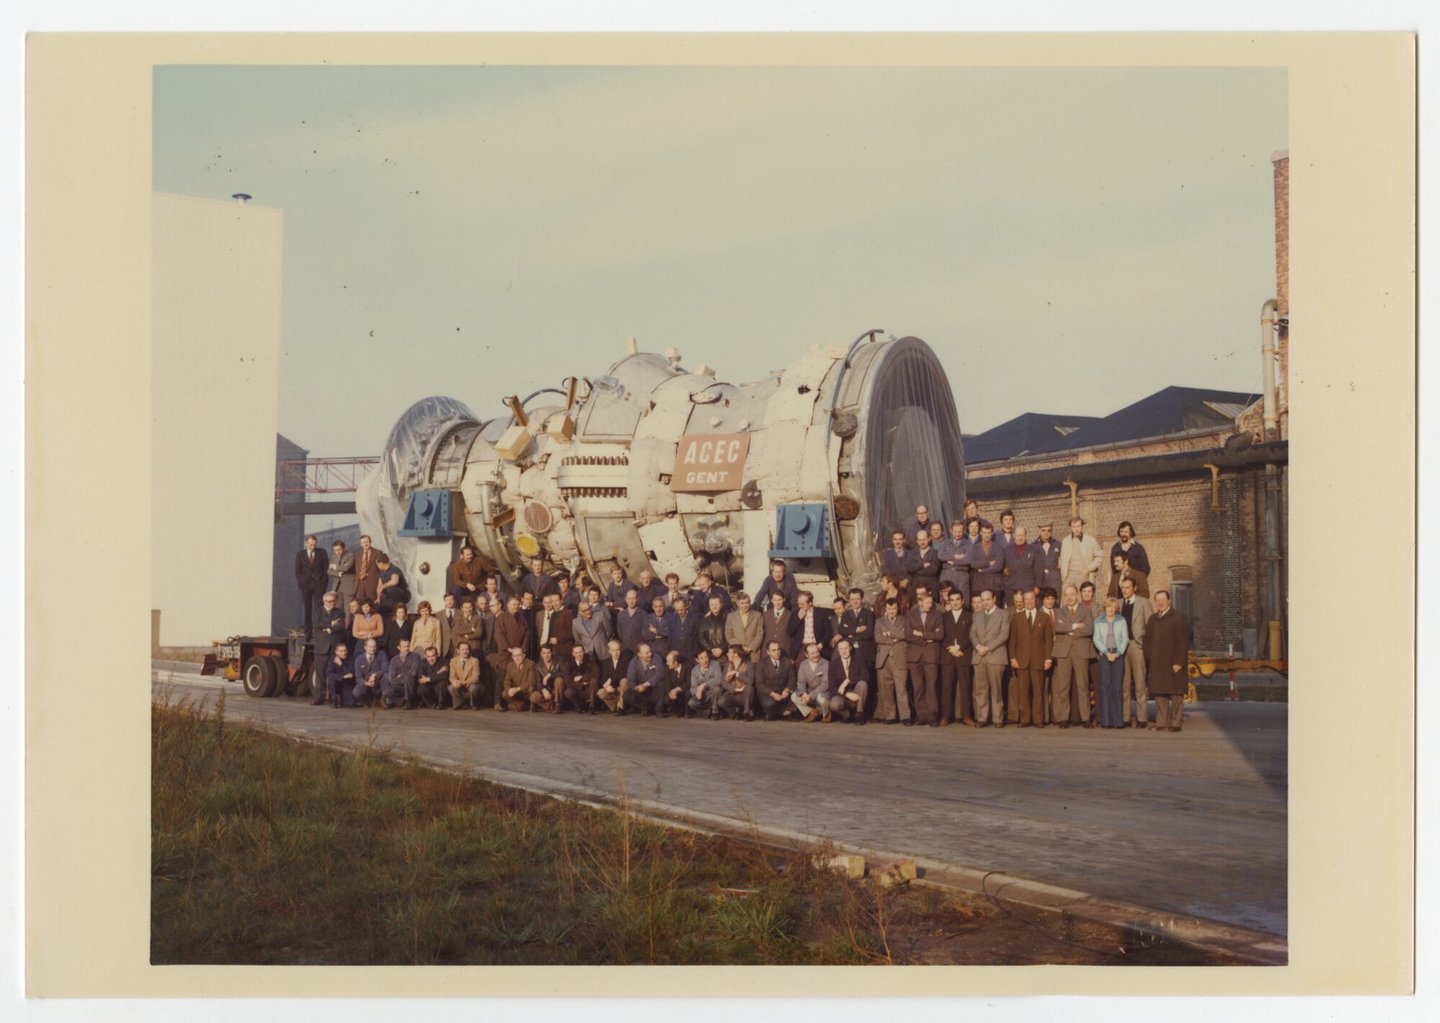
left=356, top=331, right=967, bottom=610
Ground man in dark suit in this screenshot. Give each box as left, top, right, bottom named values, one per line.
left=1145, top=590, right=1190, bottom=732
left=755, top=640, right=797, bottom=720
left=310, top=590, right=347, bottom=704
left=837, top=588, right=876, bottom=667
left=596, top=638, right=632, bottom=713
left=1007, top=590, right=1052, bottom=727
left=828, top=639, right=871, bottom=724
left=294, top=535, right=329, bottom=635
left=939, top=589, right=974, bottom=726
left=905, top=590, right=944, bottom=725
left=563, top=643, right=599, bottom=713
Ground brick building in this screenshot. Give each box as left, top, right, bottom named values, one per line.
left=959, top=151, right=1290, bottom=657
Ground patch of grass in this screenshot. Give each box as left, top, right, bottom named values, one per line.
left=151, top=695, right=1244, bottom=966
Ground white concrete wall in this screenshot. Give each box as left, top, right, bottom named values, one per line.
left=152, top=192, right=283, bottom=646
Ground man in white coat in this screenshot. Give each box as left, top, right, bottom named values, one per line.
left=1057, top=515, right=1104, bottom=593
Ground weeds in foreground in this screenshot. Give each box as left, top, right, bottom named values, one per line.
left=151, top=696, right=1239, bottom=966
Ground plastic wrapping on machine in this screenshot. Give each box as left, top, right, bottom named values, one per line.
left=359, top=395, right=482, bottom=588
left=381, top=395, right=481, bottom=493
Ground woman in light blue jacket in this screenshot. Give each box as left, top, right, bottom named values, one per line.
left=1092, top=596, right=1130, bottom=728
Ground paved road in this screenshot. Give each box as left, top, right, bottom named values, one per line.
left=152, top=665, right=1287, bottom=938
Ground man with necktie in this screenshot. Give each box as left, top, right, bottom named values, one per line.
left=294, top=534, right=329, bottom=636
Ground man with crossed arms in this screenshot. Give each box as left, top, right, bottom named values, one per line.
left=1051, top=584, right=1096, bottom=728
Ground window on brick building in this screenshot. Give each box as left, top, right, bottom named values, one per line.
left=1169, top=565, right=1195, bottom=643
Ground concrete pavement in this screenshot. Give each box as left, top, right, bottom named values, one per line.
left=152, top=663, right=1287, bottom=959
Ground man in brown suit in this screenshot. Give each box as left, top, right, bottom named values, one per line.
left=448, top=544, right=487, bottom=604
left=488, top=595, right=531, bottom=704
left=1106, top=551, right=1151, bottom=599
left=354, top=534, right=386, bottom=605
left=1007, top=590, right=1053, bottom=727
left=498, top=646, right=538, bottom=712
left=1145, top=589, right=1190, bottom=732
left=904, top=591, right=944, bottom=726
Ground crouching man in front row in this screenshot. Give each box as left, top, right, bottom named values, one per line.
left=447, top=641, right=482, bottom=709
left=499, top=646, right=538, bottom=712
left=383, top=638, right=420, bottom=709
left=828, top=638, right=870, bottom=724
left=353, top=638, right=388, bottom=708
left=621, top=643, right=665, bottom=716
left=415, top=645, right=449, bottom=708
left=792, top=642, right=833, bottom=721
left=659, top=650, right=689, bottom=717
left=326, top=642, right=356, bottom=708
left=688, top=648, right=724, bottom=718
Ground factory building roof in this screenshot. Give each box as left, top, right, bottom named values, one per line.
left=962, top=412, right=1101, bottom=464
left=965, top=386, right=1261, bottom=465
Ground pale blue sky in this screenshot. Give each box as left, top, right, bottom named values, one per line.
left=153, top=65, right=1286, bottom=459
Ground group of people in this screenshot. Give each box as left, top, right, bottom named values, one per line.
left=292, top=499, right=1191, bottom=732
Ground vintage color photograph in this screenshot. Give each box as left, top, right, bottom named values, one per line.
left=146, top=61, right=1296, bottom=968
left=146, top=61, right=1291, bottom=967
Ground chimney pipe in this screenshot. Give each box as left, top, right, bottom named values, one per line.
left=1260, top=298, right=1279, bottom=442
left=231, top=193, right=252, bottom=205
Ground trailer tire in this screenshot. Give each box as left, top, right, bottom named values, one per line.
left=267, top=655, right=288, bottom=697
left=242, top=656, right=278, bottom=698
left=307, top=664, right=322, bottom=700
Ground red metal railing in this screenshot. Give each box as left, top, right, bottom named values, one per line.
left=275, top=457, right=379, bottom=498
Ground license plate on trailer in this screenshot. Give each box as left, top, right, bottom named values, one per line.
left=217, top=643, right=240, bottom=661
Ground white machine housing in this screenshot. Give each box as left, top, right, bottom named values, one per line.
left=357, top=335, right=967, bottom=611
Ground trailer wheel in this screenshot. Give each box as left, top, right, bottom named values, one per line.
left=267, top=655, right=288, bottom=697
left=306, top=664, right=322, bottom=700
left=242, top=656, right=278, bottom=698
